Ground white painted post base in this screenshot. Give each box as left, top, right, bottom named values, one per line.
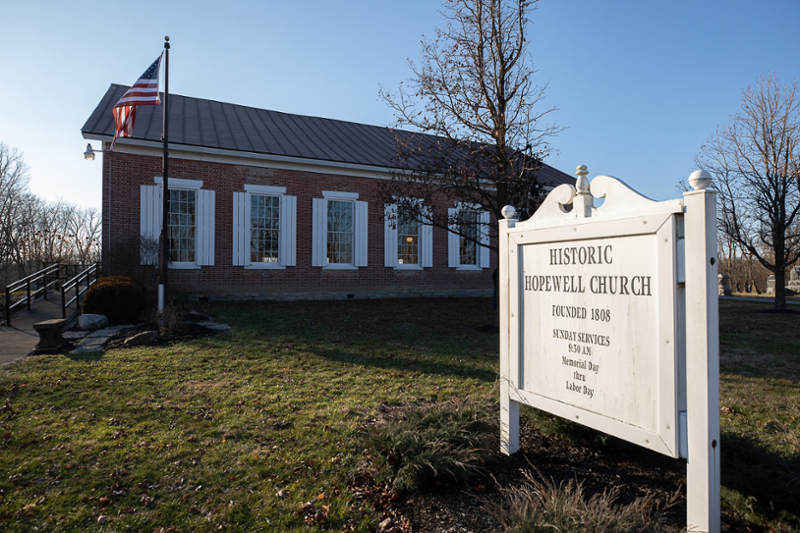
left=158, top=284, right=165, bottom=313
left=500, top=382, right=520, bottom=455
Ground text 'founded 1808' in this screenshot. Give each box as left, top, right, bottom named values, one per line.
left=520, top=235, right=660, bottom=432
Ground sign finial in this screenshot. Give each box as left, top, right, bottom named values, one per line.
left=575, top=165, right=590, bottom=194
left=688, top=170, right=712, bottom=190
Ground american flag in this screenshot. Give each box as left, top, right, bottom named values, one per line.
left=111, top=55, right=163, bottom=150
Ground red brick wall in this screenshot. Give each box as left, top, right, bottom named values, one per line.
left=103, top=151, right=494, bottom=299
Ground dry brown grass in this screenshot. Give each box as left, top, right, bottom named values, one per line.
left=490, top=467, right=680, bottom=533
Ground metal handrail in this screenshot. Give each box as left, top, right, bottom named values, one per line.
left=4, top=263, right=61, bottom=326
left=61, top=263, right=101, bottom=319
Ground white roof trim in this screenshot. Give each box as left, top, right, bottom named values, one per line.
left=83, top=134, right=566, bottom=192
left=83, top=134, right=398, bottom=181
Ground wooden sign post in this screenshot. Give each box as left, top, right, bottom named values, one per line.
left=499, top=167, right=720, bottom=532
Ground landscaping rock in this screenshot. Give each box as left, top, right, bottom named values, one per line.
left=196, top=321, right=231, bottom=331
left=124, top=330, right=158, bottom=346
left=79, top=314, right=109, bottom=331
left=63, top=330, right=90, bottom=341
left=184, top=311, right=210, bottom=323
left=72, top=325, right=135, bottom=354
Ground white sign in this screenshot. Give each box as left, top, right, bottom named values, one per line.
left=522, top=235, right=661, bottom=428
left=505, top=180, right=683, bottom=456
left=499, top=168, right=721, bottom=532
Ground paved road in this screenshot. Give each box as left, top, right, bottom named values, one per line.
left=0, top=292, right=69, bottom=368
left=719, top=295, right=800, bottom=306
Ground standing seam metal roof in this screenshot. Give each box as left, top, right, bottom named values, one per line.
left=81, top=84, right=574, bottom=187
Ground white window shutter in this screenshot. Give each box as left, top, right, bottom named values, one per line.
left=197, top=189, right=215, bottom=266
left=312, top=198, right=326, bottom=267
left=354, top=200, right=368, bottom=267
left=447, top=207, right=458, bottom=268
left=232, top=192, right=247, bottom=266
left=479, top=210, right=491, bottom=268
left=384, top=204, right=397, bottom=267
left=280, top=195, right=297, bottom=267
left=421, top=205, right=433, bottom=268
left=140, top=185, right=161, bottom=265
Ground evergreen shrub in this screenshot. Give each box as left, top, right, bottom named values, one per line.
left=83, top=276, right=148, bottom=323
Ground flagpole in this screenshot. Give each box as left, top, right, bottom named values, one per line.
left=158, top=36, right=170, bottom=313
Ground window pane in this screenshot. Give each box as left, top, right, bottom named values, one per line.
left=328, top=201, right=353, bottom=232
left=250, top=194, right=280, bottom=263
left=327, top=200, right=353, bottom=264
left=459, top=210, right=478, bottom=266
left=397, top=206, right=420, bottom=265
left=167, top=189, right=196, bottom=263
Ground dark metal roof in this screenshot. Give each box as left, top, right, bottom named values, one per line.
left=82, top=84, right=574, bottom=188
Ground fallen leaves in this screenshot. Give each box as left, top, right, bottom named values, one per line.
left=298, top=493, right=330, bottom=525
left=137, top=479, right=159, bottom=490
left=346, top=472, right=411, bottom=533
left=19, top=498, right=45, bottom=517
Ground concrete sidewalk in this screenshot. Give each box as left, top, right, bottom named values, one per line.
left=0, top=292, right=70, bottom=368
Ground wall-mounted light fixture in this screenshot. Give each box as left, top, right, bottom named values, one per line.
left=83, top=143, right=100, bottom=161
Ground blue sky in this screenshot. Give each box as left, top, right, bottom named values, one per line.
left=2, top=0, right=799, bottom=211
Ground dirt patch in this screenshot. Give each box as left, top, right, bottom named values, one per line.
left=102, top=321, right=222, bottom=350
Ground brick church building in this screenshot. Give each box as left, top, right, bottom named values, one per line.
left=82, top=85, right=572, bottom=300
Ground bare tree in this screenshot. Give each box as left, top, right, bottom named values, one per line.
left=0, top=143, right=103, bottom=287
left=6, top=194, right=43, bottom=269
left=380, top=0, right=560, bottom=249
left=67, top=207, right=102, bottom=265
left=697, top=73, right=800, bottom=310
left=0, top=143, right=31, bottom=280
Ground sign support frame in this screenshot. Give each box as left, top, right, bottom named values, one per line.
left=499, top=167, right=720, bottom=532
left=683, top=176, right=720, bottom=533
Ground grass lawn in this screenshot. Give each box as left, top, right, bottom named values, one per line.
left=0, top=297, right=798, bottom=532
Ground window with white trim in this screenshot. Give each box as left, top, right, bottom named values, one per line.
left=169, top=189, right=196, bottom=263
left=140, top=177, right=215, bottom=268
left=448, top=204, right=490, bottom=269
left=250, top=194, right=280, bottom=263
left=458, top=210, right=479, bottom=266
left=312, top=191, right=368, bottom=268
left=232, top=185, right=296, bottom=268
left=384, top=202, right=433, bottom=268
left=398, top=212, right=420, bottom=265
left=328, top=200, right=354, bottom=264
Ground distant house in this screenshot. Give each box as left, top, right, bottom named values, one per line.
left=81, top=85, right=573, bottom=300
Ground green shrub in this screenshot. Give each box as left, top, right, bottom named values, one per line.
left=83, top=276, right=148, bottom=323
left=367, top=397, right=495, bottom=491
